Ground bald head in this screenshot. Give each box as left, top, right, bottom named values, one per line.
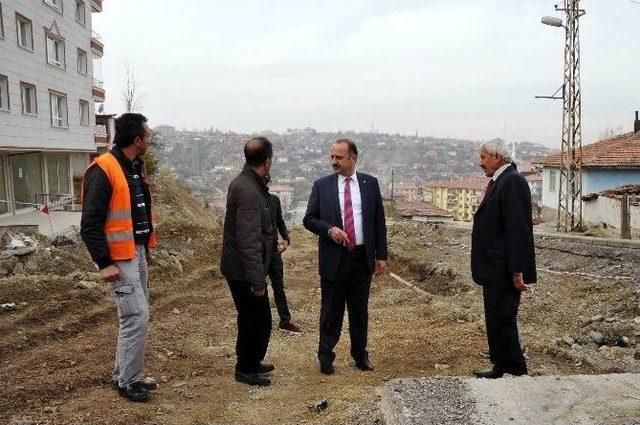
left=244, top=136, right=273, bottom=166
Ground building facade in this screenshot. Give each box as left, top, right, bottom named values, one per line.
left=0, top=0, right=104, bottom=215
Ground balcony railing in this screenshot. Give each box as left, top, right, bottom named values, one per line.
left=90, top=0, right=103, bottom=13
left=90, top=31, right=104, bottom=57
left=93, top=78, right=104, bottom=88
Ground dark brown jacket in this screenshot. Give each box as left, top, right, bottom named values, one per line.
left=220, top=165, right=273, bottom=285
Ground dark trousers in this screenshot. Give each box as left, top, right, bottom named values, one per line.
left=268, top=252, right=291, bottom=326
left=227, top=280, right=272, bottom=373
left=318, top=247, right=372, bottom=366
left=482, top=284, right=527, bottom=373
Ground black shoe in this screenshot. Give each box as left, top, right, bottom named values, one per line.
left=255, top=363, right=275, bottom=374
left=111, top=377, right=158, bottom=391
left=504, top=368, right=528, bottom=377
left=117, top=381, right=150, bottom=402
left=234, top=370, right=271, bottom=386
left=473, top=367, right=504, bottom=379
left=355, top=358, right=374, bottom=372
left=320, top=363, right=335, bottom=375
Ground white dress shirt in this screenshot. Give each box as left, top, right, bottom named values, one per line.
left=492, top=163, right=511, bottom=181
left=338, top=171, right=364, bottom=246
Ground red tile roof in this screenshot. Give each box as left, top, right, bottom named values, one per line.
left=535, top=131, right=640, bottom=168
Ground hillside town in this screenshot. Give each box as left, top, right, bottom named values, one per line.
left=0, top=0, right=639, bottom=424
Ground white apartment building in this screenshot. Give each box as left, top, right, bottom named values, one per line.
left=0, top=0, right=105, bottom=215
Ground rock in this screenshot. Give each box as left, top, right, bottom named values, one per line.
left=578, top=316, right=592, bottom=327
left=633, top=317, right=640, bottom=325
left=52, top=235, right=75, bottom=247
left=616, top=336, right=630, bottom=348
left=43, top=406, right=57, bottom=414
left=611, top=304, right=626, bottom=314
left=172, top=308, right=180, bottom=315
left=604, top=317, right=617, bottom=323
left=75, top=281, right=99, bottom=291
left=589, top=331, right=605, bottom=346
left=591, top=314, right=605, bottom=323
left=562, top=336, right=575, bottom=346
left=13, top=246, right=36, bottom=257
left=309, top=399, right=328, bottom=413
left=634, top=351, right=640, bottom=360
left=434, top=363, right=450, bottom=371
left=13, top=263, right=24, bottom=274
left=1, top=303, right=16, bottom=312
left=0, top=267, right=8, bottom=276
left=599, top=345, right=615, bottom=360
left=24, top=258, right=39, bottom=274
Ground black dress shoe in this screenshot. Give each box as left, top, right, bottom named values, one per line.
left=355, top=359, right=374, bottom=371
left=504, top=368, right=528, bottom=376
left=473, top=367, right=504, bottom=379
left=234, top=370, right=271, bottom=386
left=117, top=381, right=150, bottom=402
left=255, top=363, right=275, bottom=373
left=320, top=363, right=335, bottom=375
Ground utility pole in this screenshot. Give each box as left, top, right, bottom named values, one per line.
left=540, top=0, right=586, bottom=232
left=557, top=0, right=585, bottom=232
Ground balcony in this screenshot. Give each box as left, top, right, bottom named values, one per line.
left=95, top=125, right=108, bottom=145
left=90, top=31, right=104, bottom=57
left=90, top=0, right=103, bottom=12
left=92, top=78, right=105, bottom=102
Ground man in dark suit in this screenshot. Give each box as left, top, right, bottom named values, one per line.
left=471, top=139, right=536, bottom=379
left=303, top=138, right=388, bottom=375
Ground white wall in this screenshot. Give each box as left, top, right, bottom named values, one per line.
left=0, top=0, right=97, bottom=153
left=583, top=196, right=640, bottom=237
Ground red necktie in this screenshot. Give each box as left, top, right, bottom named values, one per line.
left=482, top=179, right=495, bottom=204
left=343, top=177, right=356, bottom=250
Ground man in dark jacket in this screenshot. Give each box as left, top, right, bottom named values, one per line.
left=221, top=137, right=275, bottom=387
left=471, top=139, right=536, bottom=379
left=81, top=113, right=158, bottom=402
left=268, top=193, right=302, bottom=333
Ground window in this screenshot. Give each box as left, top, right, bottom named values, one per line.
left=44, top=0, right=63, bottom=13
left=549, top=170, right=557, bottom=192
left=16, top=13, right=33, bottom=51
left=0, top=3, right=5, bottom=39
left=77, top=48, right=87, bottom=74
left=11, top=153, right=44, bottom=210
left=79, top=99, right=89, bottom=125
left=47, top=154, right=70, bottom=195
left=49, top=91, right=68, bottom=127
left=0, top=75, right=8, bottom=111
left=75, top=1, right=86, bottom=25
left=20, top=82, right=37, bottom=115
left=46, top=31, right=65, bottom=68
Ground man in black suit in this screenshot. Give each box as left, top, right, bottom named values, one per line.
left=303, top=138, right=388, bottom=375
left=471, top=139, right=536, bottom=379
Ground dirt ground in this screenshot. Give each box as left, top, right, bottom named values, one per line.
left=1, top=176, right=639, bottom=425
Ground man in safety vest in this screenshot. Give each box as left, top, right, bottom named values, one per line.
left=81, top=113, right=157, bottom=402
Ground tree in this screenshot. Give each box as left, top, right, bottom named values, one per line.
left=121, top=59, right=143, bottom=113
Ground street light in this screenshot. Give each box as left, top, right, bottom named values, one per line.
left=541, top=16, right=564, bottom=27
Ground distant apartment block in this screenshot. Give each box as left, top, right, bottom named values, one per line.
left=0, top=0, right=105, bottom=215
left=425, top=177, right=489, bottom=221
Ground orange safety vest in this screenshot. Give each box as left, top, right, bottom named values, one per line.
left=86, top=152, right=157, bottom=261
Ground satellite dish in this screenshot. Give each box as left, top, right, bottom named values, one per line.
left=98, top=103, right=104, bottom=113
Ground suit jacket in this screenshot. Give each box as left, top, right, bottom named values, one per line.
left=303, top=171, right=388, bottom=281
left=471, top=164, right=537, bottom=287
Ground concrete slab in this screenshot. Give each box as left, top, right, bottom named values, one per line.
left=382, top=374, right=640, bottom=425
left=0, top=210, right=81, bottom=236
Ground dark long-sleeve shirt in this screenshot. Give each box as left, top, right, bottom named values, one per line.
left=269, top=194, right=290, bottom=248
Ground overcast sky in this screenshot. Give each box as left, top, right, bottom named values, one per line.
left=93, top=0, right=640, bottom=147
